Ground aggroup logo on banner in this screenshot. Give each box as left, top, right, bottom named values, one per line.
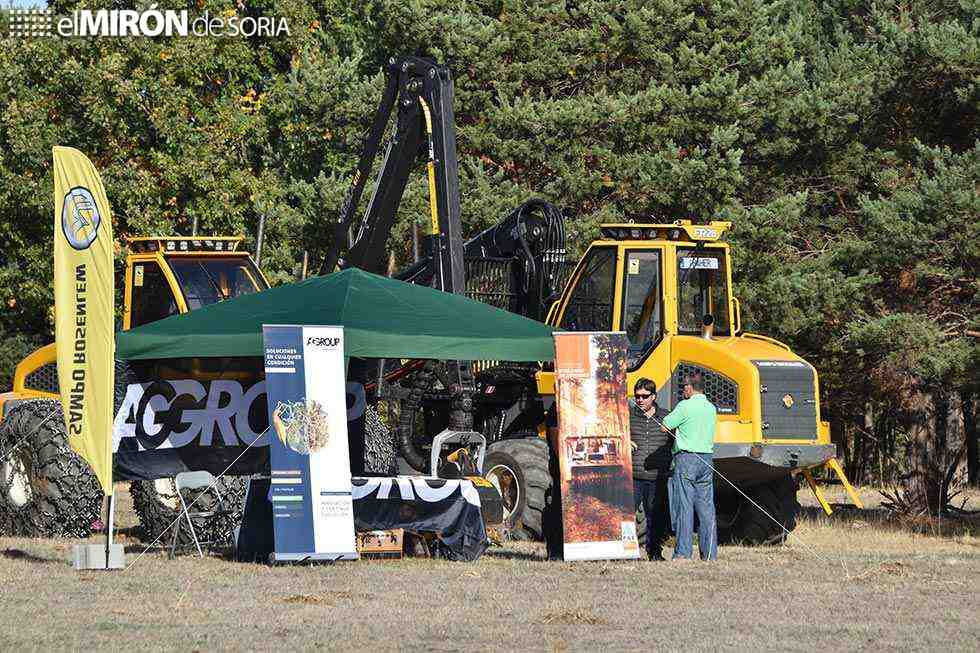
left=6, top=7, right=290, bottom=38
left=108, top=369, right=377, bottom=482
left=263, top=324, right=358, bottom=562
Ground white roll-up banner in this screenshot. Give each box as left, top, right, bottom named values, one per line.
left=263, top=324, right=357, bottom=561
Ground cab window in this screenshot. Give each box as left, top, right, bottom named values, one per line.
left=168, top=257, right=265, bottom=310
left=558, top=247, right=616, bottom=331
left=676, top=247, right=731, bottom=336
left=130, top=261, right=178, bottom=327
left=622, top=250, right=663, bottom=368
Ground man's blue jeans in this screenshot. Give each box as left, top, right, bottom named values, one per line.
left=634, top=477, right=669, bottom=559
left=671, top=452, right=718, bottom=560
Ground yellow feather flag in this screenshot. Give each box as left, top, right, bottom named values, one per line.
left=53, top=146, right=114, bottom=494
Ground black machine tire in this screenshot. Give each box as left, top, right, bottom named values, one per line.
left=484, top=437, right=552, bottom=539
left=0, top=400, right=102, bottom=538
left=130, top=475, right=247, bottom=548
left=722, top=476, right=800, bottom=545
left=395, top=360, right=470, bottom=472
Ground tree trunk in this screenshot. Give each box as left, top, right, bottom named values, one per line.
left=830, top=417, right=850, bottom=477
left=946, top=392, right=967, bottom=485
left=964, top=388, right=978, bottom=487
left=904, top=387, right=943, bottom=515
left=858, top=402, right=874, bottom=485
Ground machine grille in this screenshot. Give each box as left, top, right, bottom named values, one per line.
left=24, top=362, right=59, bottom=393
left=22, top=359, right=136, bottom=402
left=753, top=360, right=817, bottom=440
left=672, top=362, right=738, bottom=414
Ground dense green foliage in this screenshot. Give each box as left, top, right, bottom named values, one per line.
left=0, top=1, right=976, bottom=486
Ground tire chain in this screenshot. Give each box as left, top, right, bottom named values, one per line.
left=363, top=405, right=397, bottom=475
left=0, top=399, right=102, bottom=537
left=396, top=362, right=437, bottom=471
left=130, top=476, right=247, bottom=547
left=396, top=360, right=476, bottom=473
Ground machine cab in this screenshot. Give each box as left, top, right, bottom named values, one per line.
left=548, top=221, right=736, bottom=350
left=124, top=237, right=268, bottom=329
left=5, top=236, right=269, bottom=401
left=545, top=221, right=737, bottom=390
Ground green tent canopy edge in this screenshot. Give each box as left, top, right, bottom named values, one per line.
left=116, top=268, right=557, bottom=362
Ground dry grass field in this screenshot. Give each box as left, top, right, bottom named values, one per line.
left=1, top=484, right=977, bottom=651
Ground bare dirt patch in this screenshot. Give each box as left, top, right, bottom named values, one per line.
left=538, top=608, right=607, bottom=625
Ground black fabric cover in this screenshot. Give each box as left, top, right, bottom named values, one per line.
left=237, top=476, right=488, bottom=563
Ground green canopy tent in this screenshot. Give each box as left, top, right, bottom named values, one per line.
left=116, top=267, right=556, bottom=361
left=112, top=268, right=555, bottom=561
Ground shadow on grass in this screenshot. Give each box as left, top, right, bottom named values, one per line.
left=2, top=548, right=62, bottom=564
left=119, top=542, right=243, bottom=561
left=115, top=525, right=143, bottom=539
left=800, top=502, right=980, bottom=540
left=484, top=547, right=544, bottom=561
left=121, top=542, right=169, bottom=556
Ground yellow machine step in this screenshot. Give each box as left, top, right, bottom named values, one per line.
left=803, top=457, right=864, bottom=516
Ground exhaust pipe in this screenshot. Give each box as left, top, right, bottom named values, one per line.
left=254, top=212, right=266, bottom=268
left=701, top=313, right=714, bottom=340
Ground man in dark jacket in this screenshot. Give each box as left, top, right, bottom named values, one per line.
left=630, top=377, right=671, bottom=560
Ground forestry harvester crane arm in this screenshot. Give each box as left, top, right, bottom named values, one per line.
left=320, top=56, right=568, bottom=480
left=321, top=56, right=466, bottom=296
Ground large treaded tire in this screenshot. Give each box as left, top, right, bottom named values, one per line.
left=726, top=476, right=800, bottom=545
left=484, top=437, right=552, bottom=539
left=396, top=361, right=472, bottom=473
left=0, top=400, right=102, bottom=537
left=130, top=476, right=247, bottom=548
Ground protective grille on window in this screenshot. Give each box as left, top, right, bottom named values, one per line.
left=24, top=362, right=59, bottom=393
left=465, top=258, right=516, bottom=312
left=673, top=362, right=738, bottom=414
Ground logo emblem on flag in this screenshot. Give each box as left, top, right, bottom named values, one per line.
left=61, top=187, right=102, bottom=250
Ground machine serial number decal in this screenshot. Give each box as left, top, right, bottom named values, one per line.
left=679, top=257, right=719, bottom=270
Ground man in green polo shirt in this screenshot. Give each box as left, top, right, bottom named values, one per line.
left=661, top=372, right=717, bottom=561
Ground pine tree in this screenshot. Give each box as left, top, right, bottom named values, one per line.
left=0, top=1, right=976, bottom=505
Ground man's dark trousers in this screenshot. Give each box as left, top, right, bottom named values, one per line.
left=634, top=476, right=669, bottom=560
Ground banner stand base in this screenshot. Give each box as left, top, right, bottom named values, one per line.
left=73, top=544, right=125, bottom=570
left=269, top=552, right=358, bottom=565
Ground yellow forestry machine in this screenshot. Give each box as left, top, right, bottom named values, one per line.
left=327, top=57, right=863, bottom=545
left=0, top=237, right=268, bottom=537
left=0, top=56, right=862, bottom=548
